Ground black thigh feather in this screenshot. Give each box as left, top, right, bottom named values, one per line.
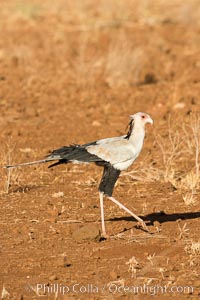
left=98, top=164, right=121, bottom=197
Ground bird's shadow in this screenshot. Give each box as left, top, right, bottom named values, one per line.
left=109, top=211, right=200, bottom=225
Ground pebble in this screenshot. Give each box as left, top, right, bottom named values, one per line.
left=49, top=274, right=58, bottom=281
left=72, top=225, right=101, bottom=242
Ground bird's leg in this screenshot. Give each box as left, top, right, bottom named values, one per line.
left=107, top=196, right=148, bottom=232
left=99, top=192, right=107, bottom=237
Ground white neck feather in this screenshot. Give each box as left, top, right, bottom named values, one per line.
left=128, top=123, right=145, bottom=152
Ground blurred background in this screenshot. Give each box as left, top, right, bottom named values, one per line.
left=1, top=0, right=200, bottom=176
left=1, top=0, right=200, bottom=141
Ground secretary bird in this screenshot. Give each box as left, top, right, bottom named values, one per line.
left=6, top=112, right=153, bottom=236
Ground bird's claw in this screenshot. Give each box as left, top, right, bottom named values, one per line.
left=136, top=221, right=150, bottom=232
left=100, top=232, right=109, bottom=240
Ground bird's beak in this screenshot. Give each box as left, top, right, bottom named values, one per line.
left=148, top=117, right=153, bottom=125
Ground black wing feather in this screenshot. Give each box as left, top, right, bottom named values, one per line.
left=47, top=144, right=104, bottom=167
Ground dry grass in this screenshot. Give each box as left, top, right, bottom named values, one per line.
left=12, top=0, right=200, bottom=27
left=126, top=114, right=200, bottom=206
left=177, top=223, right=190, bottom=240
left=185, top=240, right=200, bottom=256
left=126, top=256, right=140, bottom=278
left=1, top=0, right=200, bottom=93
left=4, top=143, right=16, bottom=194
left=1, top=285, right=10, bottom=299
left=104, top=34, right=144, bottom=87
left=182, top=192, right=198, bottom=206
left=73, top=30, right=144, bottom=88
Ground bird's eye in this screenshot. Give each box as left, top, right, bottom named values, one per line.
left=141, top=115, right=145, bottom=119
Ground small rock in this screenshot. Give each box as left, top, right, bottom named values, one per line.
left=52, top=191, right=64, bottom=198
left=92, top=120, right=101, bottom=127
left=19, top=148, right=32, bottom=153
left=72, top=225, right=101, bottom=242
left=49, top=275, right=58, bottom=281
left=57, top=256, right=70, bottom=267
left=173, top=102, right=186, bottom=109
left=64, top=263, right=71, bottom=268
left=143, top=73, right=157, bottom=85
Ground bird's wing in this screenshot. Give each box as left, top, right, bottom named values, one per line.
left=83, top=135, right=126, bottom=147
left=87, top=138, right=137, bottom=166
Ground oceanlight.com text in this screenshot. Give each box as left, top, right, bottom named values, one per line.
left=33, top=283, right=194, bottom=296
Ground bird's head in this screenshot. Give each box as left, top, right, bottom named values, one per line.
left=129, top=112, right=153, bottom=127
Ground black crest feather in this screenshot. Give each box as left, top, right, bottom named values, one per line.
left=125, top=119, right=134, bottom=139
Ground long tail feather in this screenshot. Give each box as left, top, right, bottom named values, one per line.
left=3, top=144, right=103, bottom=169
left=4, top=158, right=54, bottom=169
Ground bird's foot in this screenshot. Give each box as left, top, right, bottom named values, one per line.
left=101, top=231, right=109, bottom=240
left=136, top=220, right=150, bottom=232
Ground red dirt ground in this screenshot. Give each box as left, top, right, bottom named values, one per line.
left=0, top=1, right=200, bottom=299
